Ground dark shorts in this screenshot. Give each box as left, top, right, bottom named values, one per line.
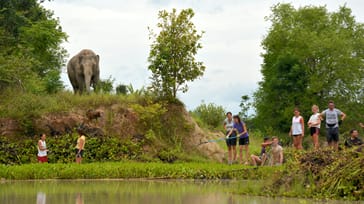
left=76, top=149, right=84, bottom=158
left=292, top=134, right=302, bottom=137
left=239, top=137, right=249, bottom=146
left=310, top=127, right=320, bottom=136
left=226, top=132, right=237, bottom=146
left=37, top=156, right=48, bottom=163
left=326, top=127, right=339, bottom=143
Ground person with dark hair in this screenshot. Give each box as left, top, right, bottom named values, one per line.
left=308, top=105, right=321, bottom=150
left=37, top=133, right=48, bottom=163
left=75, top=130, right=86, bottom=164
left=251, top=136, right=270, bottom=166
left=289, top=108, right=304, bottom=150
left=223, top=112, right=236, bottom=165
left=320, top=101, right=346, bottom=150
left=227, top=115, right=249, bottom=164
left=345, top=129, right=363, bottom=148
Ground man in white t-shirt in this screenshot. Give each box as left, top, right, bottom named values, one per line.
left=320, top=101, right=346, bottom=150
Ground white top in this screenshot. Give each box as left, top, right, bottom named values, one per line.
left=37, top=140, right=47, bottom=157
left=292, top=116, right=303, bottom=135
left=224, top=118, right=234, bottom=131
left=308, top=113, right=321, bottom=128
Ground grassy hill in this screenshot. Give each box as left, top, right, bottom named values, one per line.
left=0, top=90, right=224, bottom=164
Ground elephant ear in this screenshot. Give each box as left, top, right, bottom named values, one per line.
left=95, top=55, right=100, bottom=63
left=78, top=55, right=83, bottom=62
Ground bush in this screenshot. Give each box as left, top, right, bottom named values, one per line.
left=192, top=102, right=225, bottom=129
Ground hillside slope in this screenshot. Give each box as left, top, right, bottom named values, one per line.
left=0, top=91, right=224, bottom=164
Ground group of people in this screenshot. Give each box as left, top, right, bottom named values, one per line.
left=223, top=113, right=283, bottom=166
left=290, top=100, right=346, bottom=151
left=37, top=130, right=86, bottom=164
left=290, top=100, right=363, bottom=151
left=223, top=100, right=364, bottom=166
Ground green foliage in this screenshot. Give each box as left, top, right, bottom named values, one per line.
left=0, top=0, right=68, bottom=93
left=254, top=3, right=364, bottom=132
left=148, top=8, right=205, bottom=99
left=131, top=102, right=167, bottom=134
left=115, top=84, right=128, bottom=95
left=267, top=149, right=364, bottom=200
left=192, top=102, right=225, bottom=129
left=95, top=76, right=115, bottom=94
left=0, top=161, right=281, bottom=180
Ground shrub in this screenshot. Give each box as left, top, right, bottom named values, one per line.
left=192, top=102, right=225, bottom=129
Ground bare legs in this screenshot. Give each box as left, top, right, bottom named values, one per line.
left=293, top=135, right=303, bottom=150
left=251, top=155, right=261, bottom=166
left=239, top=145, right=250, bottom=164
left=227, top=145, right=237, bottom=164
left=329, top=141, right=339, bottom=151
left=312, top=134, right=320, bottom=150
left=76, top=156, right=82, bottom=164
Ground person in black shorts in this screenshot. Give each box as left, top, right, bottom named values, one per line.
left=320, top=101, right=346, bottom=150
left=227, top=115, right=250, bottom=165
left=308, top=105, right=321, bottom=150
left=224, top=112, right=237, bottom=165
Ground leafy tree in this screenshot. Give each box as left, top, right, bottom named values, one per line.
left=148, top=8, right=205, bottom=99
left=239, top=95, right=252, bottom=121
left=254, top=3, right=364, bottom=132
left=193, top=102, right=225, bottom=129
left=116, top=84, right=128, bottom=95
left=0, top=0, right=67, bottom=93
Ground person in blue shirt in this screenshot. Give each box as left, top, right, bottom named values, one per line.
left=227, top=115, right=249, bottom=165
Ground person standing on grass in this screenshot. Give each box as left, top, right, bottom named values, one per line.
left=224, top=112, right=237, bottom=165
left=75, top=130, right=86, bottom=164
left=37, top=133, right=48, bottom=163
left=227, top=115, right=249, bottom=165
left=320, top=101, right=346, bottom=150
left=289, top=108, right=304, bottom=150
left=308, top=105, right=321, bottom=150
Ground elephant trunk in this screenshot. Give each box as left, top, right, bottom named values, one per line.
left=84, top=72, right=92, bottom=93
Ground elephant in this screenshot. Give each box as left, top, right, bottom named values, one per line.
left=67, top=49, right=100, bottom=94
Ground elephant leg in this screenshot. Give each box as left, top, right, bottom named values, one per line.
left=77, top=75, right=86, bottom=94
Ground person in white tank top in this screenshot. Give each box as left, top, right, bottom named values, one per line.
left=37, top=134, right=48, bottom=163
left=289, top=108, right=304, bottom=150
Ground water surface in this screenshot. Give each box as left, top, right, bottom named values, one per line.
left=0, top=180, right=361, bottom=204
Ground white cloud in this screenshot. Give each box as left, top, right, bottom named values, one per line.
left=45, top=0, right=364, bottom=114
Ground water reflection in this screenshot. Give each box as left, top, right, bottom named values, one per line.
left=36, top=192, right=46, bottom=204
left=76, top=193, right=83, bottom=204
left=0, top=180, right=360, bottom=204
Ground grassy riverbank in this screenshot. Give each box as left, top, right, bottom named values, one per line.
left=1, top=149, right=363, bottom=201
left=0, top=162, right=281, bottom=180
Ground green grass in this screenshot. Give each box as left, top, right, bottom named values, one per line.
left=0, top=162, right=282, bottom=180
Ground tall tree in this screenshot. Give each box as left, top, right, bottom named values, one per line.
left=148, top=8, right=205, bottom=99
left=0, top=0, right=67, bottom=93
left=254, top=3, right=364, bottom=132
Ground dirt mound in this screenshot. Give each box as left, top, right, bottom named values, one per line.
left=0, top=118, right=21, bottom=136
left=182, top=109, right=225, bottom=162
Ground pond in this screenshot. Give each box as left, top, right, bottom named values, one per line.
left=0, top=180, right=361, bottom=204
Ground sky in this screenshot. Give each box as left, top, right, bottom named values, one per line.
left=43, top=0, right=364, bottom=114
